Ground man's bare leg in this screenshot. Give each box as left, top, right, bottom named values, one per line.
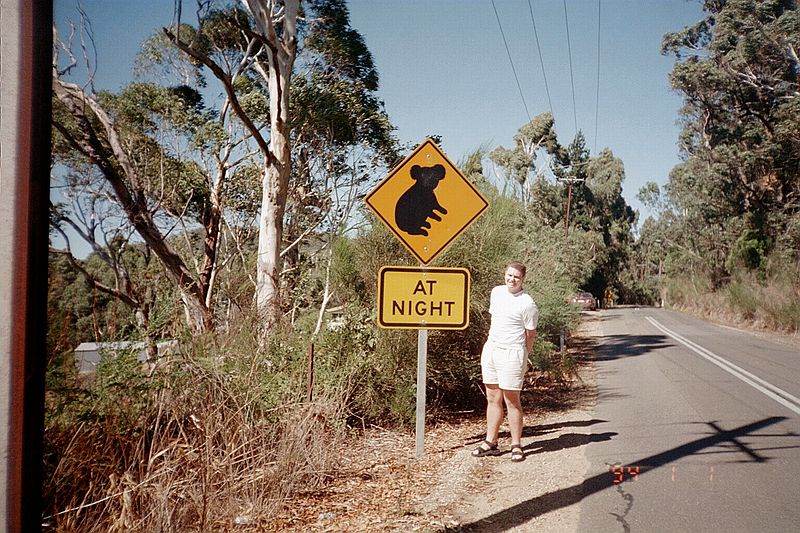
left=503, top=389, right=524, bottom=445
left=485, top=384, right=505, bottom=443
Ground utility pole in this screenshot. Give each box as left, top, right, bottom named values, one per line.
left=1, top=1, right=51, bottom=530
left=558, top=176, right=584, bottom=236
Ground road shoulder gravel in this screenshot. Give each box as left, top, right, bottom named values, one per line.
left=419, top=316, right=603, bottom=532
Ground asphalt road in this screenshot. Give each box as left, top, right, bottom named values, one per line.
left=577, top=307, right=800, bottom=533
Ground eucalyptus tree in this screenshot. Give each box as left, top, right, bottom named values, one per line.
left=661, top=0, right=800, bottom=274
left=282, top=0, right=397, bottom=331
left=574, top=146, right=636, bottom=297
left=52, top=42, right=225, bottom=336
left=523, top=130, right=635, bottom=298
left=162, top=0, right=396, bottom=330
left=488, top=112, right=563, bottom=205
left=635, top=182, right=679, bottom=284
left=53, top=0, right=395, bottom=337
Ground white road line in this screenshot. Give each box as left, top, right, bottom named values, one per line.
left=646, top=316, right=800, bottom=416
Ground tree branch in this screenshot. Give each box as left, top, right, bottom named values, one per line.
left=163, top=27, right=274, bottom=164
left=53, top=75, right=203, bottom=301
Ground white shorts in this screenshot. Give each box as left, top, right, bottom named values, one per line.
left=481, top=340, right=528, bottom=391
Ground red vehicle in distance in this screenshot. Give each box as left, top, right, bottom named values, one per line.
left=571, top=291, right=597, bottom=311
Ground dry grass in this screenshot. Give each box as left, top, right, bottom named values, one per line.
left=43, top=319, right=597, bottom=531
left=43, top=347, right=348, bottom=531
left=262, top=339, right=597, bottom=532
left=666, top=265, right=800, bottom=337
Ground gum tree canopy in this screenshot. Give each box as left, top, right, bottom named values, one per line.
left=52, top=0, right=395, bottom=335
left=661, top=0, right=800, bottom=272
left=164, top=0, right=396, bottom=330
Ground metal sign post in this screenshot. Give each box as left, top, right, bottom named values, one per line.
left=415, top=328, right=428, bottom=457
left=364, top=139, right=489, bottom=458
left=377, top=265, right=470, bottom=457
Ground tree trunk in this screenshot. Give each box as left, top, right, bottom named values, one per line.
left=52, top=76, right=215, bottom=334
left=181, top=290, right=215, bottom=334
left=256, top=161, right=289, bottom=326
left=165, top=0, right=299, bottom=330
left=245, top=0, right=298, bottom=328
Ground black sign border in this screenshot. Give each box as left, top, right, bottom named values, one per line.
left=377, top=266, right=470, bottom=330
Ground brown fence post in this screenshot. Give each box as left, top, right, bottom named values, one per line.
left=307, top=343, right=314, bottom=403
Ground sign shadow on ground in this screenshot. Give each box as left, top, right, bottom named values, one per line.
left=455, top=416, right=792, bottom=532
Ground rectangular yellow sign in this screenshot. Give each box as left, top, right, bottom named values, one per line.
left=378, top=266, right=470, bottom=329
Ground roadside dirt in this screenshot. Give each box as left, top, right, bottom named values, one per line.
left=266, top=317, right=603, bottom=532
left=427, top=318, right=602, bottom=533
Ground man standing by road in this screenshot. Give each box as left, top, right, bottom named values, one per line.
left=472, top=261, right=538, bottom=462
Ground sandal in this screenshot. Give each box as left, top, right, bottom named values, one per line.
left=471, top=439, right=499, bottom=457
left=510, top=445, right=525, bottom=462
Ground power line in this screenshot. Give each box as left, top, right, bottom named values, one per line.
left=562, top=0, right=578, bottom=136
left=527, top=0, right=553, bottom=115
left=491, top=0, right=531, bottom=122
left=594, top=0, right=602, bottom=154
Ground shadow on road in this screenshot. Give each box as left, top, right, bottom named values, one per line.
left=452, top=416, right=792, bottom=532
left=593, top=334, right=669, bottom=360
left=466, top=419, right=608, bottom=446
left=522, top=418, right=607, bottom=437
left=521, top=431, right=618, bottom=456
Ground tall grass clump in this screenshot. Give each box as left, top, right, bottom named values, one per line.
left=666, top=254, right=800, bottom=334
left=313, top=305, right=418, bottom=427
left=42, top=316, right=349, bottom=531
left=726, top=257, right=800, bottom=332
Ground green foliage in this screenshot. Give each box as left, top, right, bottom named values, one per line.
left=136, top=23, right=206, bottom=86
left=725, top=277, right=761, bottom=320
left=667, top=256, right=800, bottom=333
left=523, top=131, right=637, bottom=302
left=333, top=148, right=587, bottom=415
left=223, top=162, right=262, bottom=215
left=314, top=307, right=418, bottom=426
left=528, top=337, right=569, bottom=381
left=304, top=0, right=379, bottom=91
left=644, top=0, right=800, bottom=321
left=661, top=0, right=799, bottom=270
left=530, top=282, right=581, bottom=342
left=440, top=186, right=527, bottom=298
left=103, top=83, right=216, bottom=218
left=330, top=235, right=368, bottom=304
left=489, top=112, right=563, bottom=202
left=726, top=262, right=800, bottom=331
left=726, top=229, right=769, bottom=272
left=236, top=78, right=270, bottom=123
left=426, top=328, right=483, bottom=411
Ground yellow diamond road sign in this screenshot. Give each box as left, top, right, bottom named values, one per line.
left=365, top=139, right=489, bottom=264
left=378, top=266, right=470, bottom=330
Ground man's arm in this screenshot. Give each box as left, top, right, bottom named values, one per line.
left=525, top=328, right=537, bottom=354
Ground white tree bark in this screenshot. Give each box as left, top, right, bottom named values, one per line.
left=241, top=0, right=299, bottom=328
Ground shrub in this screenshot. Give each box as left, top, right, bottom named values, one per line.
left=726, top=229, right=769, bottom=273
left=726, top=277, right=760, bottom=320
left=42, top=318, right=348, bottom=530
left=342, top=180, right=584, bottom=418
left=314, top=307, right=419, bottom=427
left=666, top=253, right=800, bottom=334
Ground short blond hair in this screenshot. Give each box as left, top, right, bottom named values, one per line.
left=506, top=261, right=526, bottom=277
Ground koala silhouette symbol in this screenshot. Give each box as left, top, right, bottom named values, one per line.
left=394, top=164, right=448, bottom=236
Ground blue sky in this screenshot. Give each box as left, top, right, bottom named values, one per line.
left=55, top=0, right=705, bottom=226
left=347, top=0, right=704, bottom=223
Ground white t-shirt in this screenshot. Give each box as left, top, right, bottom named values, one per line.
left=487, top=285, right=539, bottom=347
